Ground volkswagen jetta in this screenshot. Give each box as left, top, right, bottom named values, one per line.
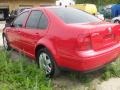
left=3, top=7, right=120, bottom=77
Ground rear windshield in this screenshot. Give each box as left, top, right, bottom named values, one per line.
left=49, top=8, right=102, bottom=24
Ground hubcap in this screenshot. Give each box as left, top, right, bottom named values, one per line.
left=39, top=52, right=52, bottom=75
left=3, top=36, right=8, bottom=49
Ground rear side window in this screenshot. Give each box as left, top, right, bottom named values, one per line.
left=38, top=14, right=48, bottom=29
left=26, top=11, right=42, bottom=29
left=13, top=11, right=29, bottom=27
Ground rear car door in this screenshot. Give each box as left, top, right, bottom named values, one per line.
left=6, top=11, right=29, bottom=50
left=20, top=10, right=49, bottom=56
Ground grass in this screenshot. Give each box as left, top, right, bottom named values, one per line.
left=0, top=50, right=52, bottom=90
left=1, top=49, right=120, bottom=90
left=101, top=58, right=120, bottom=80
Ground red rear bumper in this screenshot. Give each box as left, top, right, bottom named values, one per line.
left=59, top=43, right=120, bottom=72
left=79, top=50, right=119, bottom=72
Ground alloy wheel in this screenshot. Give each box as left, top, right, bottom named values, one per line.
left=39, top=52, right=52, bottom=75
left=3, top=36, right=8, bottom=49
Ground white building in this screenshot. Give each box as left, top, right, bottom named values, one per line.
left=56, top=0, right=75, bottom=7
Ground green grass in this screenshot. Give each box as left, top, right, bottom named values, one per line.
left=0, top=50, right=52, bottom=90
left=101, top=58, right=120, bottom=80
left=1, top=49, right=120, bottom=90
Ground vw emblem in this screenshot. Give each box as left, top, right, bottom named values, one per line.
left=108, top=27, right=112, bottom=33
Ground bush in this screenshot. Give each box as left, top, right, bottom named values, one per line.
left=0, top=50, right=52, bottom=90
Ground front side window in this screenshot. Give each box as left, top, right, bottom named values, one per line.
left=26, top=11, right=42, bottom=29
left=13, top=11, right=29, bottom=27
left=50, top=8, right=102, bottom=24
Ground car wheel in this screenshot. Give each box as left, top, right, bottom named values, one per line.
left=3, top=35, right=11, bottom=50
left=37, top=48, right=60, bottom=77
left=114, top=20, right=120, bottom=24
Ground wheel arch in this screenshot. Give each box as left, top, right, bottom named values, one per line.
left=35, top=39, right=58, bottom=62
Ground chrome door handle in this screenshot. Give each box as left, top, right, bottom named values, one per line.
left=6, top=29, right=9, bottom=32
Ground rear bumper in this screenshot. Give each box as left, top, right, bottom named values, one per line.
left=60, top=43, right=120, bottom=72
left=78, top=49, right=119, bottom=72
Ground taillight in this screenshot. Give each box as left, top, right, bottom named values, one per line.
left=78, top=34, right=92, bottom=51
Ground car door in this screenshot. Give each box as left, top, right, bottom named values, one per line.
left=6, top=11, right=29, bottom=50
left=20, top=10, right=49, bottom=57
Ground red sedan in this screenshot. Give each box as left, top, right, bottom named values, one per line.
left=3, top=7, right=120, bottom=77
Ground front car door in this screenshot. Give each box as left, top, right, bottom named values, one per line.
left=6, top=11, right=29, bottom=50
left=20, top=10, right=49, bottom=57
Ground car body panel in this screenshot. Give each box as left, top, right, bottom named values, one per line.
left=3, top=7, right=120, bottom=72
left=5, top=27, right=22, bottom=50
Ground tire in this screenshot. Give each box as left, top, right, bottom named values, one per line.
left=114, top=20, right=120, bottom=24
left=36, top=48, right=60, bottom=78
left=3, top=35, right=11, bottom=50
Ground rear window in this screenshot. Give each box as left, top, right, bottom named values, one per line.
left=49, top=8, right=102, bottom=24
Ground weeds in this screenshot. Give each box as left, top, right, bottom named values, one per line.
left=101, top=58, right=120, bottom=80
left=0, top=50, right=52, bottom=90
left=1, top=49, right=120, bottom=90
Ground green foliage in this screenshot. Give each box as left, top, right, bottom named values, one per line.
left=76, top=0, right=120, bottom=6
left=0, top=50, right=52, bottom=90
left=102, top=58, right=120, bottom=80
left=1, top=49, right=120, bottom=90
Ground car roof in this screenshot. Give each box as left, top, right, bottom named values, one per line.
left=26, top=6, right=71, bottom=10
left=20, top=6, right=74, bottom=14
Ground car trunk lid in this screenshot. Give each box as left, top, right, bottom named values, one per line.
left=69, top=22, right=120, bottom=50
left=89, top=23, right=120, bottom=50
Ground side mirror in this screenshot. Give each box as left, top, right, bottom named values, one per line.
left=6, top=17, right=10, bottom=23
left=10, top=23, right=15, bottom=27
left=5, top=18, right=14, bottom=27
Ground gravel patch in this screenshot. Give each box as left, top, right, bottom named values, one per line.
left=96, top=78, right=120, bottom=90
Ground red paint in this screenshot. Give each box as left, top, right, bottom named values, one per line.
left=4, top=7, right=120, bottom=72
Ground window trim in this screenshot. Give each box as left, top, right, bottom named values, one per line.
left=25, top=10, right=49, bottom=30
left=25, top=10, right=42, bottom=29
left=12, top=11, right=29, bottom=28
left=38, top=12, right=49, bottom=29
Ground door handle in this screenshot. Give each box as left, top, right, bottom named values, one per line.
left=6, top=29, right=10, bottom=32
left=34, top=33, right=40, bottom=36
left=17, top=31, right=21, bottom=33
left=35, top=32, right=39, bottom=35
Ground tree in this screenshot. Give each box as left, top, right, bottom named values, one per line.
left=76, top=0, right=120, bottom=6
